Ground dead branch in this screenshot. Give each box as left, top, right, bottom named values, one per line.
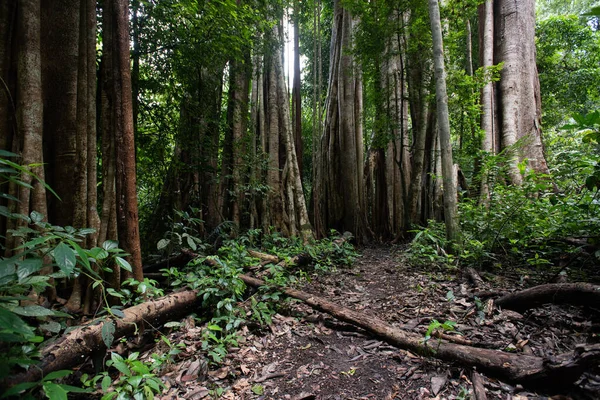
left=7, top=289, right=201, bottom=388
left=495, top=283, right=600, bottom=312
left=239, top=275, right=600, bottom=388
left=471, top=372, right=487, bottom=400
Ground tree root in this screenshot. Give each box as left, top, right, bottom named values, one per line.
left=495, top=282, right=600, bottom=312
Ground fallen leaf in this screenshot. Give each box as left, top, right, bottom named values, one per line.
left=431, top=375, right=447, bottom=395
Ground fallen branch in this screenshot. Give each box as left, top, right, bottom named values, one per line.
left=7, top=289, right=202, bottom=388
left=239, top=275, right=600, bottom=388
left=495, top=282, right=600, bottom=312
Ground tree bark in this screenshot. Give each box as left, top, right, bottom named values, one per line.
left=314, top=0, right=367, bottom=241
left=478, top=0, right=496, bottom=203
left=292, top=0, right=303, bottom=177
left=16, top=0, right=45, bottom=225
left=495, top=283, right=600, bottom=313
left=41, top=0, right=79, bottom=227
left=110, top=0, right=143, bottom=282
left=494, top=0, right=550, bottom=184
left=6, top=289, right=203, bottom=388
left=0, top=1, right=16, bottom=247
left=428, top=0, right=460, bottom=247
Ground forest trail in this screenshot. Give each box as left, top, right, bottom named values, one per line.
left=149, top=247, right=600, bottom=400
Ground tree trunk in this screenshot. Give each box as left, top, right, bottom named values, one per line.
left=0, top=2, right=16, bottom=248
left=224, top=54, right=251, bottom=227
left=406, top=3, right=433, bottom=228
left=292, top=0, right=303, bottom=177
left=110, top=0, right=143, bottom=282
left=16, top=0, right=45, bottom=226
left=265, top=43, right=285, bottom=233
left=429, top=0, right=460, bottom=247
left=314, top=0, right=367, bottom=241
left=41, top=0, right=79, bottom=227
left=478, top=0, right=497, bottom=203
left=494, top=0, right=549, bottom=184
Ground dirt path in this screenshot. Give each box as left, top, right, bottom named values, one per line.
left=154, top=246, right=600, bottom=399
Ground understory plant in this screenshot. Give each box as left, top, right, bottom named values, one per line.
left=409, top=112, right=600, bottom=274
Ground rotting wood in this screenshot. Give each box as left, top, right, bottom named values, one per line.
left=466, top=267, right=486, bottom=288
left=495, top=282, right=600, bottom=312
left=6, top=289, right=202, bottom=388
left=471, top=371, right=488, bottom=400
left=239, top=274, right=600, bottom=388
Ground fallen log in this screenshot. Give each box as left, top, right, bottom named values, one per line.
left=239, top=275, right=600, bottom=389
left=6, top=289, right=202, bottom=388
left=495, top=282, right=600, bottom=312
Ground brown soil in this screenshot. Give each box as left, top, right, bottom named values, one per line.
left=142, top=246, right=600, bottom=399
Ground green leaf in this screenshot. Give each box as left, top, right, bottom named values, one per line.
left=102, top=240, right=119, bottom=251
left=89, top=247, right=109, bottom=260
left=186, top=235, right=197, bottom=251
left=52, top=384, right=91, bottom=394
left=30, top=211, right=44, bottom=224
left=115, top=257, right=132, bottom=273
left=0, top=382, right=38, bottom=398
left=582, top=6, right=600, bottom=16
left=11, top=305, right=56, bottom=317
left=16, top=258, right=43, bottom=281
left=110, top=307, right=126, bottom=318
left=42, top=382, right=68, bottom=400
left=0, top=307, right=35, bottom=338
left=43, top=370, right=73, bottom=381
left=102, top=321, right=116, bottom=348
left=17, top=235, right=56, bottom=250
left=251, top=385, right=264, bottom=395
left=110, top=352, right=131, bottom=376
left=157, top=239, right=170, bottom=250
left=67, top=240, right=91, bottom=271
left=78, top=228, right=96, bottom=236
left=0, top=149, right=18, bottom=158
left=586, top=175, right=599, bottom=191
left=53, top=242, right=76, bottom=275
left=101, top=375, right=112, bottom=392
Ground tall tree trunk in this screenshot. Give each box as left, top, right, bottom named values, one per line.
left=274, top=36, right=313, bottom=242
left=223, top=54, right=251, bottom=228
left=494, top=0, right=549, bottom=184
left=429, top=0, right=460, bottom=246
left=41, top=0, right=79, bottom=227
left=16, top=0, right=46, bottom=238
left=314, top=0, right=367, bottom=242
left=478, top=0, right=496, bottom=203
left=110, top=0, right=143, bottom=282
left=264, top=39, right=286, bottom=234
left=0, top=2, right=16, bottom=248
left=405, top=2, right=433, bottom=228
left=85, top=0, right=100, bottom=248
left=292, top=0, right=303, bottom=177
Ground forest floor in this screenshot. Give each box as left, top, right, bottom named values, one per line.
left=135, top=246, right=599, bottom=400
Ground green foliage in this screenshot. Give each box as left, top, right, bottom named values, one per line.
left=107, top=277, right=164, bottom=307
left=407, top=221, right=455, bottom=268
left=560, top=111, right=600, bottom=192
left=2, top=370, right=90, bottom=400
left=537, top=15, right=600, bottom=128
left=424, top=319, right=457, bottom=343
left=82, top=352, right=164, bottom=400
left=156, top=207, right=209, bottom=255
